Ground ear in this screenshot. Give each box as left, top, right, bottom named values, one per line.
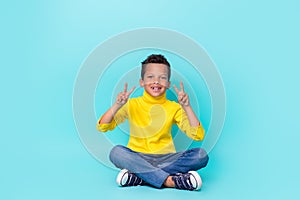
left=139, top=79, right=145, bottom=87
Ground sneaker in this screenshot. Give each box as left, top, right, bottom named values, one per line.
left=172, top=171, right=202, bottom=191
left=116, top=169, right=145, bottom=187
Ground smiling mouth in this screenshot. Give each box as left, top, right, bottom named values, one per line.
left=151, top=86, right=162, bottom=92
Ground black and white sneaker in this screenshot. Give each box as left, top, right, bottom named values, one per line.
left=172, top=171, right=202, bottom=191
left=116, top=169, right=145, bottom=187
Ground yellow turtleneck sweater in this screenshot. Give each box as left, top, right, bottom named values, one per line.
left=97, top=91, right=205, bottom=154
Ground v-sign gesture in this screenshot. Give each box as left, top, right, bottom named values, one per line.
left=99, top=83, right=135, bottom=124
left=116, top=83, right=136, bottom=106
left=173, top=81, right=190, bottom=107
left=174, top=81, right=200, bottom=127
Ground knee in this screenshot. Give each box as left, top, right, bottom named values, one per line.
left=197, top=148, right=209, bottom=168
left=109, top=145, right=127, bottom=163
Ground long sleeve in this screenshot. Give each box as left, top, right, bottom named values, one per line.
left=96, top=102, right=129, bottom=132
left=174, top=107, right=205, bottom=141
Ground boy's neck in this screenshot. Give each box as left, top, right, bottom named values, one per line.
left=142, top=90, right=166, bottom=104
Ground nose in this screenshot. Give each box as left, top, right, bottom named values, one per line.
left=153, top=77, right=160, bottom=84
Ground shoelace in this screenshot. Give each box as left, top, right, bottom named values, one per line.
left=126, top=172, right=144, bottom=186
left=172, top=173, right=195, bottom=191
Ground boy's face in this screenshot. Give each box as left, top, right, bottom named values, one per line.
left=139, top=63, right=170, bottom=97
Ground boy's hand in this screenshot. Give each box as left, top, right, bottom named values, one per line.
left=116, top=83, right=136, bottom=106
left=174, top=81, right=190, bottom=107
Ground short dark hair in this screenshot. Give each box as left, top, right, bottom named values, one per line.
left=141, top=54, right=171, bottom=80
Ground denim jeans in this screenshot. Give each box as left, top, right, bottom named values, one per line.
left=109, top=145, right=209, bottom=188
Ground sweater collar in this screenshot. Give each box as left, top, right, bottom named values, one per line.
left=142, top=90, right=167, bottom=104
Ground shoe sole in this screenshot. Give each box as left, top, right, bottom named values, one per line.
left=188, top=171, right=202, bottom=190
left=116, top=169, right=129, bottom=186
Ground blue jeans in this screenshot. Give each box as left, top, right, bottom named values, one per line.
left=109, top=145, right=209, bottom=188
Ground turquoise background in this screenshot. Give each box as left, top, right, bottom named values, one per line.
left=1, top=0, right=299, bottom=199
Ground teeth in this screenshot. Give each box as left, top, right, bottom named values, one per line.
left=151, top=86, right=161, bottom=91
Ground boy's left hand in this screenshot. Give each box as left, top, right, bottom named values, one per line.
left=174, top=81, right=190, bottom=107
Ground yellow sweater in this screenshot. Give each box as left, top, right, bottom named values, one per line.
left=97, top=91, right=205, bottom=154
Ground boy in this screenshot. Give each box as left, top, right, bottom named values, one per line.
left=97, top=54, right=208, bottom=191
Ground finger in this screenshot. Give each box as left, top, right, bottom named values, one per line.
left=180, top=81, right=185, bottom=92
left=124, top=83, right=128, bottom=93
left=173, top=84, right=180, bottom=94
left=178, top=94, right=183, bottom=101
left=183, top=94, right=190, bottom=104
left=127, top=86, right=136, bottom=96
left=116, top=94, right=122, bottom=104
left=182, top=95, right=188, bottom=103
left=117, top=93, right=122, bottom=100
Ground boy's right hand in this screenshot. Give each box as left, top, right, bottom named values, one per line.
left=116, top=83, right=136, bottom=106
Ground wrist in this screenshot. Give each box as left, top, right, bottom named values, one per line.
left=181, top=104, right=191, bottom=110
left=113, top=102, right=123, bottom=110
